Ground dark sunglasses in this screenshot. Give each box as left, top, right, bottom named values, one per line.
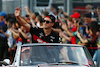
left=43, top=20, right=51, bottom=24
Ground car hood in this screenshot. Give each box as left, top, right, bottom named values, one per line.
left=24, top=65, right=88, bottom=67
left=8, top=65, right=88, bottom=67
left=17, top=65, right=88, bottom=67
left=38, top=65, right=87, bottom=67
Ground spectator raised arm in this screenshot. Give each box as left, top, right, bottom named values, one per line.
left=24, top=6, right=33, bottom=15
left=77, top=31, right=89, bottom=44
left=62, top=23, right=74, bottom=37
left=24, top=6, right=36, bottom=20
left=15, top=7, right=31, bottom=32
left=18, top=28, right=29, bottom=39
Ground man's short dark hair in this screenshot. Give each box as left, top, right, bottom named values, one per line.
left=5, top=15, right=11, bottom=22
left=84, top=13, right=92, bottom=18
left=35, top=12, right=39, bottom=17
left=8, top=19, right=15, bottom=24
left=37, top=15, right=42, bottom=23
left=25, top=14, right=29, bottom=17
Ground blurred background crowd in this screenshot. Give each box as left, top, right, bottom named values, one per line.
left=0, top=0, right=100, bottom=66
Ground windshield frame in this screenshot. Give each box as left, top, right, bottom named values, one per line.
left=20, top=43, right=95, bottom=66
left=22, top=43, right=83, bottom=47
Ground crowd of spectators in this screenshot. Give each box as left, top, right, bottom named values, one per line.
left=0, top=4, right=100, bottom=66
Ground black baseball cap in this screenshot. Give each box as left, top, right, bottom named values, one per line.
left=45, top=15, right=55, bottom=23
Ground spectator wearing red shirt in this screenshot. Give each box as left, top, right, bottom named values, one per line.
left=70, top=12, right=80, bottom=44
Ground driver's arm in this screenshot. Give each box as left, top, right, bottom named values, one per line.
left=15, top=7, right=31, bottom=32
left=16, top=16, right=31, bottom=32
left=60, top=47, right=70, bottom=61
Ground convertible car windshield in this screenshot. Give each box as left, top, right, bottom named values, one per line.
left=20, top=45, right=94, bottom=66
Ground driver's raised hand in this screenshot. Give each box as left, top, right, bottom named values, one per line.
left=15, top=7, right=21, bottom=17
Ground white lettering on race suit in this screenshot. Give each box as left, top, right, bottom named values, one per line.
left=37, top=39, right=43, bottom=43
left=39, top=33, right=44, bottom=38
left=37, top=39, right=46, bottom=43
left=50, top=36, right=55, bottom=39
left=50, top=39, right=53, bottom=42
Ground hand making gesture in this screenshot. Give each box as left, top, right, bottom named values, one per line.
left=15, top=7, right=21, bottom=17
